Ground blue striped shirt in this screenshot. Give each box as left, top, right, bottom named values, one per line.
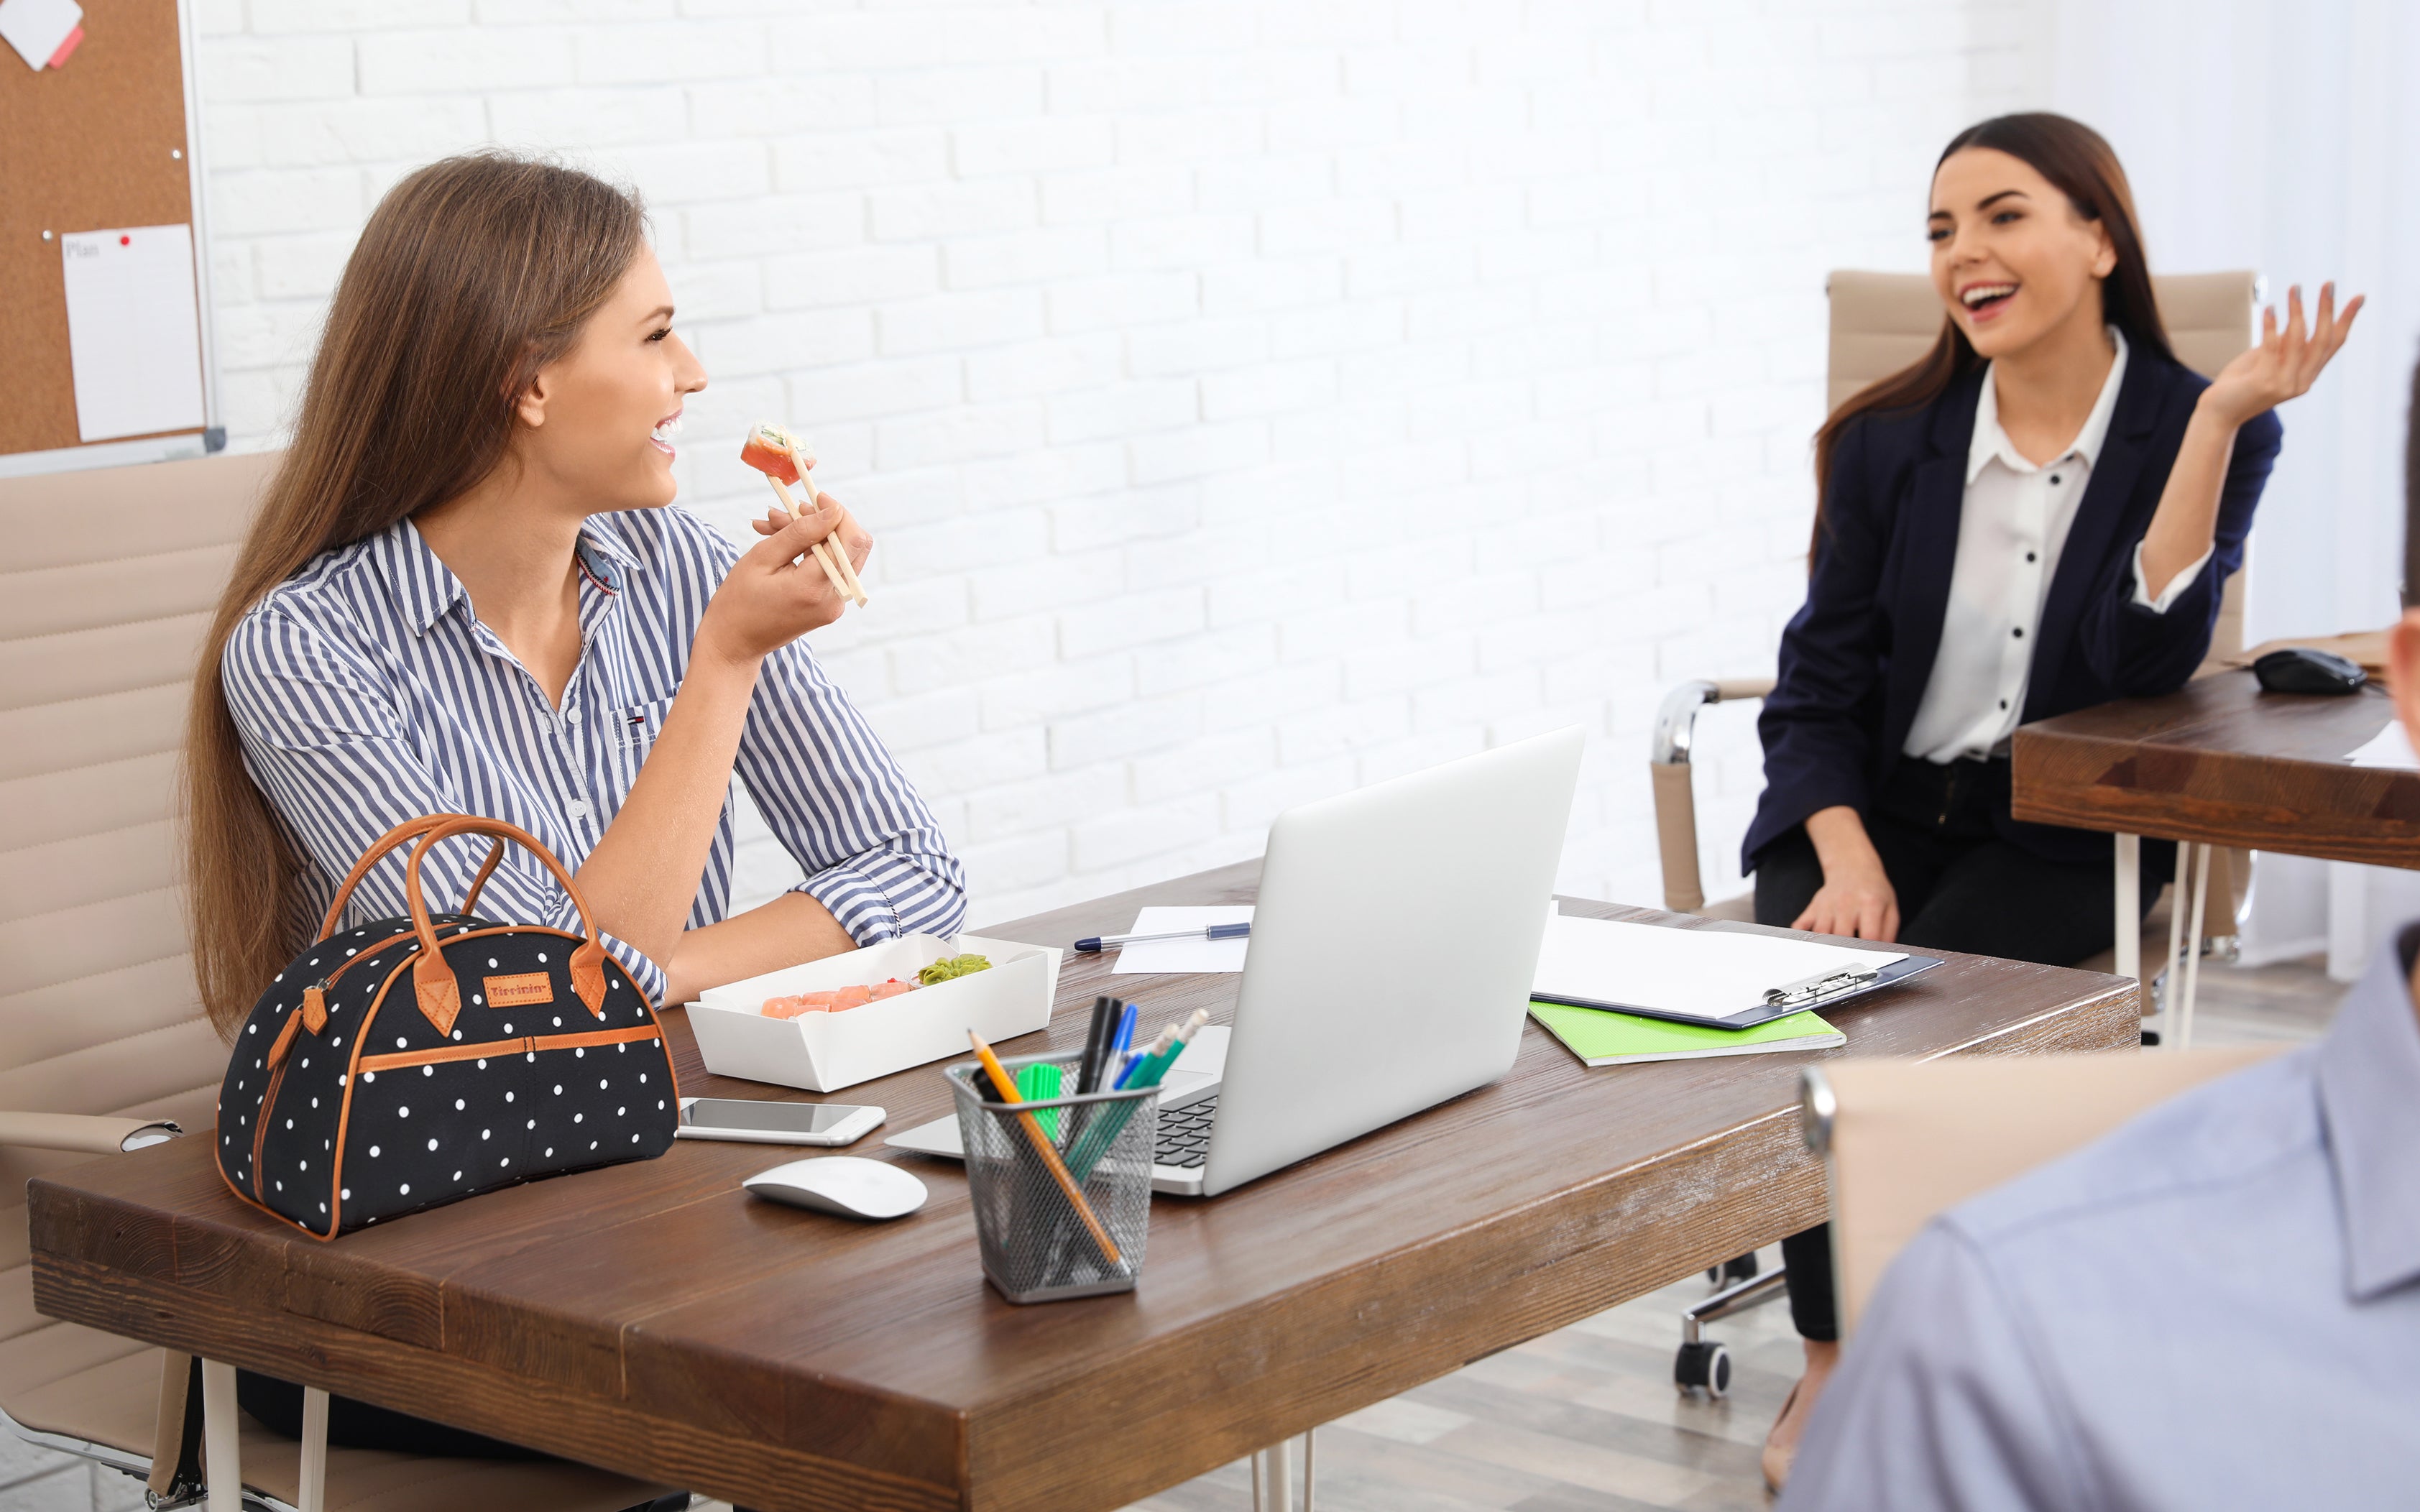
left=221, top=505, right=966, bottom=1006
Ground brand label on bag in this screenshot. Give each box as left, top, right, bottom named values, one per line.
left=484, top=972, right=555, bottom=1008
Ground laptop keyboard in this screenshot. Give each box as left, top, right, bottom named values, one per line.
left=1154, top=1094, right=1219, bottom=1168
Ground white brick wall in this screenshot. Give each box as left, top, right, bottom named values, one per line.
left=190, top=0, right=2046, bottom=926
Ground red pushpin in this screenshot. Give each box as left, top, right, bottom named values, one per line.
left=119, top=235, right=130, bottom=246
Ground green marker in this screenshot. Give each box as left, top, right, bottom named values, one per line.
left=1015, top=1061, right=1063, bottom=1140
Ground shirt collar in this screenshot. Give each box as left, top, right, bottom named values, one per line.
left=377, top=515, right=642, bottom=637
left=2315, top=926, right=2420, bottom=1301
left=1965, top=326, right=2130, bottom=485
left=380, top=517, right=468, bottom=637
left=573, top=516, right=640, bottom=594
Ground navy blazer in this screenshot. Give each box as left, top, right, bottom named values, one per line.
left=1746, top=351, right=2283, bottom=870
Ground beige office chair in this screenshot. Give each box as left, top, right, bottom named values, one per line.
left=1652, top=270, right=2260, bottom=958
left=1800, top=1048, right=2278, bottom=1334
left=0, top=453, right=672, bottom=1511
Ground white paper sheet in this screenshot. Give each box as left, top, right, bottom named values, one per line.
left=1110, top=905, right=1254, bottom=975
left=1532, top=913, right=1905, bottom=1023
left=0, top=0, right=82, bottom=71
left=61, top=225, right=208, bottom=443
left=2346, top=721, right=2419, bottom=771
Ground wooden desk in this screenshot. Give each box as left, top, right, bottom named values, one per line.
left=2012, top=669, right=2418, bottom=869
left=29, top=865, right=2137, bottom=1512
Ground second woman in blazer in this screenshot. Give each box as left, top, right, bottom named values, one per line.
left=1747, top=112, right=2360, bottom=1492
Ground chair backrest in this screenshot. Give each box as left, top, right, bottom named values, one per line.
left=0, top=451, right=277, bottom=1207
left=1811, top=1046, right=2279, bottom=1335
left=1825, top=269, right=2258, bottom=660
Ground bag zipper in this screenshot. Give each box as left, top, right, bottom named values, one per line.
left=354, top=1022, right=665, bottom=1075
left=298, top=926, right=430, bottom=1031
left=257, top=926, right=425, bottom=1193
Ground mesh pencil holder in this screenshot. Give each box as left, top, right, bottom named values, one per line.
left=947, top=1051, right=1158, bottom=1304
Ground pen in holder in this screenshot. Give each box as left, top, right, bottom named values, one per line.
left=949, top=1051, right=1159, bottom=1304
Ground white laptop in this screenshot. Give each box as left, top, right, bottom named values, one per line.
left=887, top=727, right=1584, bottom=1196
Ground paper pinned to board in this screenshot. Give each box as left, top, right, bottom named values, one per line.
left=1110, top=905, right=1254, bottom=975
left=2346, top=720, right=2419, bottom=771
left=60, top=225, right=208, bottom=443
left=0, top=0, right=84, bottom=70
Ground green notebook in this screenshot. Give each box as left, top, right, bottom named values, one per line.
left=1529, top=1000, right=1843, bottom=1067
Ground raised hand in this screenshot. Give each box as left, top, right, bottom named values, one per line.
left=2201, top=281, right=2363, bottom=428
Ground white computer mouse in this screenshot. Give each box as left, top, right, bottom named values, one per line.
left=743, top=1156, right=927, bottom=1220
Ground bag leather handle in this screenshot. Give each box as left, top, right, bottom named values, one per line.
left=315, top=815, right=507, bottom=942
left=402, top=816, right=612, bottom=1036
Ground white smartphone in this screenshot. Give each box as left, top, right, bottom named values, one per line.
left=674, top=1097, right=884, bottom=1147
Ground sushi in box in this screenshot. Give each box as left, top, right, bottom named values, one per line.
left=688, top=934, right=1062, bottom=1093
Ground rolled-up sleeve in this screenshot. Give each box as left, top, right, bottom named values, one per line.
left=1777, top=1222, right=2089, bottom=1512
left=222, top=605, right=669, bottom=1005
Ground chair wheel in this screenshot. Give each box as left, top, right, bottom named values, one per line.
left=2141, top=1028, right=2161, bottom=1047
left=1706, top=1250, right=1758, bottom=1287
left=1675, top=1340, right=1731, bottom=1398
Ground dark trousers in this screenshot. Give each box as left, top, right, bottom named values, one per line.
left=1751, top=755, right=2167, bottom=1340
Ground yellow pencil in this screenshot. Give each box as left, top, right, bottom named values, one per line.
left=969, top=1031, right=1121, bottom=1268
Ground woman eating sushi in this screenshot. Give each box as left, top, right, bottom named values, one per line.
left=186, top=150, right=967, bottom=1052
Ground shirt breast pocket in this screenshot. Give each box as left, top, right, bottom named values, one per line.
left=610, top=693, right=677, bottom=762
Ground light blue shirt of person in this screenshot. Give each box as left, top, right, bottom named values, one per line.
left=1778, top=926, right=2420, bottom=1510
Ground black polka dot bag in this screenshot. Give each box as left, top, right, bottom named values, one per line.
left=216, top=814, right=680, bottom=1238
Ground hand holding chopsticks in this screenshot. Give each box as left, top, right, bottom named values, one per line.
left=738, top=422, right=868, bottom=608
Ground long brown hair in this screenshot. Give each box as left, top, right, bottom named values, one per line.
left=1811, top=113, right=2173, bottom=553
left=184, top=153, right=645, bottom=1037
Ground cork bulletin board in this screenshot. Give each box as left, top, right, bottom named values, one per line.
left=0, top=0, right=212, bottom=462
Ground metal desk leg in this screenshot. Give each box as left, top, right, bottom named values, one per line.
left=200, top=1358, right=241, bottom=1512
left=2114, top=834, right=2141, bottom=990
left=2179, top=844, right=2212, bottom=1049
left=300, top=1386, right=329, bottom=1512
left=2162, top=842, right=2192, bottom=1048
left=1251, top=1429, right=1315, bottom=1512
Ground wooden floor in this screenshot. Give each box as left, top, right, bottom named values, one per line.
left=10, top=956, right=2347, bottom=1512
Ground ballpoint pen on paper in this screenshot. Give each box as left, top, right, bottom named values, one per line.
left=1072, top=922, right=1252, bottom=954
left=967, top=1032, right=1120, bottom=1267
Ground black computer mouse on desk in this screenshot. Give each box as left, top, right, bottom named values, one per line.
left=2253, top=647, right=2367, bottom=696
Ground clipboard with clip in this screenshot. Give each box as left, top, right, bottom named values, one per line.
left=1532, top=952, right=1940, bottom=1031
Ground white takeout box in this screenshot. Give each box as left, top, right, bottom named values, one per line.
left=688, top=934, right=1062, bottom=1093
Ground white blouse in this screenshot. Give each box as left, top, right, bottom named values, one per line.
left=1903, top=329, right=2212, bottom=764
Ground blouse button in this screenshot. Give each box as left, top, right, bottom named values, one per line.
left=566, top=709, right=584, bottom=725
left=567, top=799, right=592, bottom=819
left=2012, top=627, right=2025, bottom=639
